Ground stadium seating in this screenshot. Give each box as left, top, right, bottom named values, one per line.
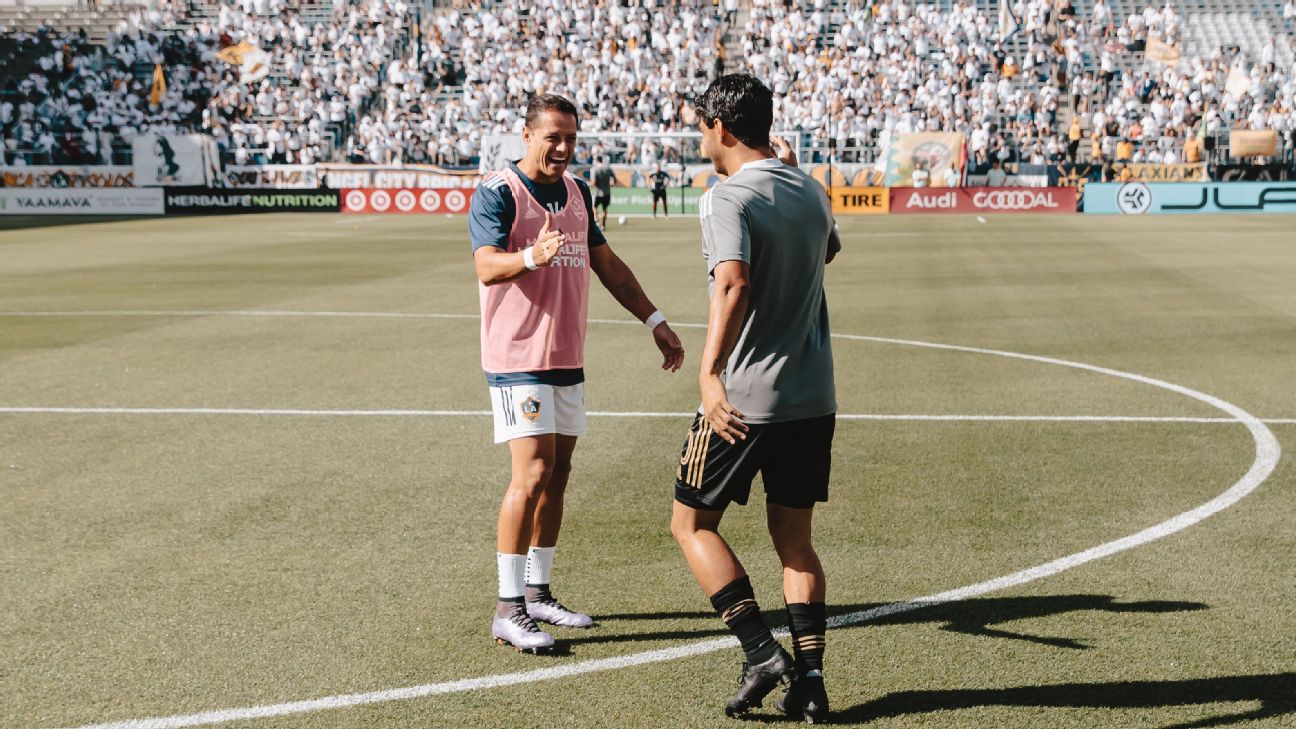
left=1, top=0, right=1292, bottom=170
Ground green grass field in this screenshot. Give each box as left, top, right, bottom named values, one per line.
left=2, top=212, right=1294, bottom=728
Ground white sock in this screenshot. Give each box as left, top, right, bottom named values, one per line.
left=497, top=553, right=526, bottom=599
left=525, top=546, right=555, bottom=587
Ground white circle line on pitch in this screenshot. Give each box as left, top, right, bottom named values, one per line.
left=12, top=313, right=1276, bottom=729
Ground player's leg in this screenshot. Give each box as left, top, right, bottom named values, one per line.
left=662, top=195, right=669, bottom=218
left=671, top=416, right=792, bottom=717
left=525, top=433, right=593, bottom=628
left=492, top=433, right=558, bottom=651
left=762, top=414, right=835, bottom=722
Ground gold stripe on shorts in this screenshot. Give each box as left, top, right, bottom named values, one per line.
left=688, top=421, right=713, bottom=489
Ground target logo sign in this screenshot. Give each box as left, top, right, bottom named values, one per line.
left=419, top=190, right=442, bottom=212
left=445, top=190, right=468, bottom=212
left=341, top=188, right=476, bottom=214
left=394, top=190, right=417, bottom=212
left=344, top=190, right=368, bottom=211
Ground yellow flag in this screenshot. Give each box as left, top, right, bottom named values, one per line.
left=149, top=63, right=166, bottom=106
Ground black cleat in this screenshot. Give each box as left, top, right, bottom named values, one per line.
left=775, top=672, right=829, bottom=723
left=723, top=647, right=795, bottom=719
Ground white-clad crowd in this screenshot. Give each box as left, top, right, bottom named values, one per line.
left=3, top=0, right=1293, bottom=169
left=353, top=0, right=727, bottom=166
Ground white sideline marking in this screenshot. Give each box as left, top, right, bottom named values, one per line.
left=15, top=314, right=1278, bottom=729
left=1, top=407, right=1293, bottom=425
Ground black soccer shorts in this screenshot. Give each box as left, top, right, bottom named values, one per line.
left=595, top=193, right=611, bottom=210
left=674, top=412, right=835, bottom=510
left=652, top=189, right=667, bottom=202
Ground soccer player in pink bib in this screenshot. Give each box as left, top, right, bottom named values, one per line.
left=469, top=95, right=686, bottom=652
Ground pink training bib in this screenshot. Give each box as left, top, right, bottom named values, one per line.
left=479, top=168, right=591, bottom=373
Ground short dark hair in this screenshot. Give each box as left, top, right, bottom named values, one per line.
left=693, top=74, right=773, bottom=149
left=525, top=94, right=579, bottom=128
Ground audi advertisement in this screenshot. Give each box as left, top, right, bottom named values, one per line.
left=890, top=187, right=1078, bottom=214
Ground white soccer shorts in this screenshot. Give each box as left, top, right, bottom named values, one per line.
left=488, top=383, right=587, bottom=444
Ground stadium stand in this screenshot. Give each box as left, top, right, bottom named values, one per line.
left=1, top=0, right=1292, bottom=170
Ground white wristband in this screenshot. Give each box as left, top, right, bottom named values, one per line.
left=644, top=310, right=666, bottom=329
left=522, top=247, right=539, bottom=270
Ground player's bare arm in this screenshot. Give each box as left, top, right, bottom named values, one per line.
left=589, top=244, right=686, bottom=372
left=699, top=259, right=750, bottom=444
left=474, top=212, right=566, bottom=285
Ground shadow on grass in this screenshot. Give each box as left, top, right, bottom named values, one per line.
left=0, top=215, right=157, bottom=232
left=834, top=673, right=1296, bottom=728
left=583, top=594, right=1206, bottom=649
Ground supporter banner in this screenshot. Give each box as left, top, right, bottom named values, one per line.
left=1229, top=130, right=1279, bottom=158
left=133, top=134, right=219, bottom=186
left=891, top=187, right=1077, bottom=214
left=320, top=164, right=486, bottom=190
left=830, top=187, right=890, bottom=215
left=478, top=135, right=525, bottom=173
left=341, top=188, right=473, bottom=214
left=0, top=165, right=135, bottom=188
left=1114, top=163, right=1207, bottom=182
left=965, top=174, right=1049, bottom=187
left=224, top=165, right=321, bottom=189
left=0, top=188, right=163, bottom=215
left=1085, top=182, right=1296, bottom=214
left=1047, top=162, right=1103, bottom=210
left=882, top=132, right=965, bottom=188
left=164, top=188, right=340, bottom=214
left=1211, top=163, right=1295, bottom=182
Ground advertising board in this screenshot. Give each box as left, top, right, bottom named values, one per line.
left=1085, top=182, right=1296, bottom=214
left=0, top=188, right=163, bottom=215
left=164, top=188, right=340, bottom=214
left=341, top=188, right=473, bottom=214
left=891, top=187, right=1077, bottom=213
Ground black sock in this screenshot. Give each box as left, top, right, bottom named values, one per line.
left=787, top=602, right=826, bottom=675
left=496, top=596, right=525, bottom=619
left=524, top=583, right=552, bottom=603
left=710, top=576, right=778, bottom=664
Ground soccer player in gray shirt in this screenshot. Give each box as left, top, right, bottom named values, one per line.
left=670, top=74, right=840, bottom=721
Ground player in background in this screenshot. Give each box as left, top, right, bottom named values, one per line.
left=591, top=156, right=614, bottom=229
left=650, top=162, right=670, bottom=219
left=671, top=74, right=840, bottom=720
left=470, top=94, right=686, bottom=653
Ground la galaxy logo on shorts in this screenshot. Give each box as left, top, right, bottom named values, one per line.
left=520, top=396, right=542, bottom=423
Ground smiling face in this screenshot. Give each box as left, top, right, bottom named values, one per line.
left=521, top=110, right=578, bottom=184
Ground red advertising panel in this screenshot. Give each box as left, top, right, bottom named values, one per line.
left=891, top=187, right=1077, bottom=214
left=341, top=188, right=474, bottom=214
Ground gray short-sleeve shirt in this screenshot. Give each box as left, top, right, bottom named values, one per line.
left=700, top=158, right=839, bottom=423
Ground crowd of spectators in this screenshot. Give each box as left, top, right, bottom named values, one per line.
left=2, top=0, right=1293, bottom=170
left=346, top=0, right=729, bottom=166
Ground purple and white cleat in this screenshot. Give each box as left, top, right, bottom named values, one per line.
left=526, top=596, right=595, bottom=628
left=492, top=610, right=555, bottom=653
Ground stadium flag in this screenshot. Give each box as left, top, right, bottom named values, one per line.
left=149, top=64, right=166, bottom=106
left=1145, top=37, right=1181, bottom=64
left=998, top=3, right=1020, bottom=41
left=1225, top=66, right=1253, bottom=99
left=215, top=40, right=256, bottom=65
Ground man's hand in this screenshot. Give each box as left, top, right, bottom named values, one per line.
left=700, top=374, right=747, bottom=444
left=531, top=212, right=566, bottom=267
left=771, top=135, right=799, bottom=167
left=653, top=323, right=685, bottom=372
